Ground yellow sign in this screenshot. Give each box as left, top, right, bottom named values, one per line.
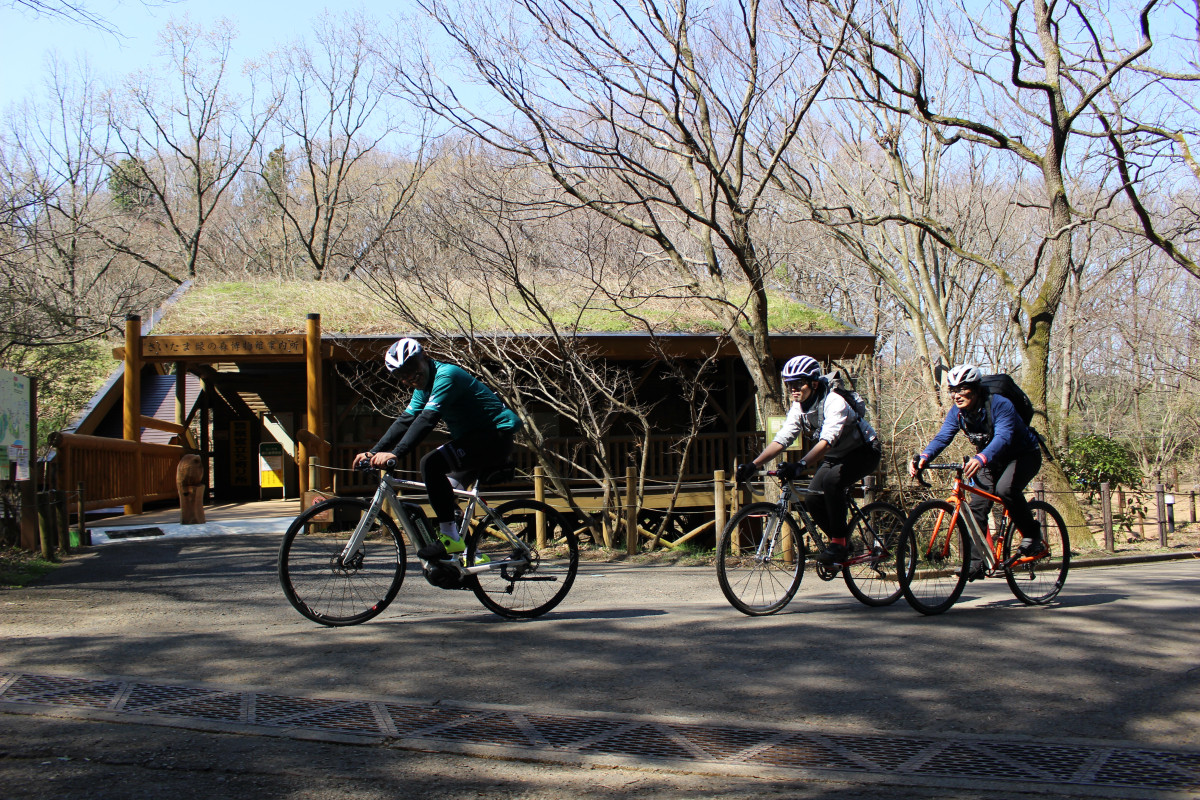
left=259, top=443, right=284, bottom=488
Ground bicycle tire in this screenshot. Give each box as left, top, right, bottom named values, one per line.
left=898, top=499, right=970, bottom=615
left=466, top=500, right=579, bottom=619
left=843, top=501, right=906, bottom=607
left=716, top=502, right=805, bottom=616
left=278, top=497, right=407, bottom=626
left=1003, top=500, right=1070, bottom=605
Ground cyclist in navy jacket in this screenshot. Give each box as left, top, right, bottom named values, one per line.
left=909, top=364, right=1043, bottom=576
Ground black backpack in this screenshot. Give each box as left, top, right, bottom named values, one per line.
left=824, top=370, right=868, bottom=418
left=823, top=371, right=879, bottom=446
left=979, top=373, right=1035, bottom=425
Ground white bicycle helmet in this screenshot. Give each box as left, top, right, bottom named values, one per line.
left=946, top=364, right=982, bottom=388
left=781, top=355, right=822, bottom=383
left=385, top=337, right=424, bottom=373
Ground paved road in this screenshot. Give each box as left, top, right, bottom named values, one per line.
left=2, top=533, right=1199, bottom=798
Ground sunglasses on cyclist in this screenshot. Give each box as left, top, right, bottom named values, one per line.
left=392, top=361, right=423, bottom=381
left=785, top=380, right=808, bottom=391
left=948, top=385, right=974, bottom=396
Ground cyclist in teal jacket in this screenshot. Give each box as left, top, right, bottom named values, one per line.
left=354, top=338, right=522, bottom=556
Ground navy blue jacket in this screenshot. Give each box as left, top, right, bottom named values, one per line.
left=921, top=393, right=1039, bottom=466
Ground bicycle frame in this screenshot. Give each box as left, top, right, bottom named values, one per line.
left=338, top=472, right=531, bottom=577
left=923, top=468, right=1045, bottom=573
left=753, top=474, right=887, bottom=567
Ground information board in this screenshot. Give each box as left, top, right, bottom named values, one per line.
left=0, top=368, right=31, bottom=480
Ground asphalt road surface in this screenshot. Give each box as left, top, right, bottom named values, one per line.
left=2, top=533, right=1198, bottom=799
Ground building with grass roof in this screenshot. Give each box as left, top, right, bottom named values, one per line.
left=56, top=280, right=874, bottom=531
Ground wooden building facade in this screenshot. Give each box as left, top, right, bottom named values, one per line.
left=61, top=312, right=874, bottom=513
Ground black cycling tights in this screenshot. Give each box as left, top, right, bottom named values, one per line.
left=804, top=445, right=881, bottom=541
left=967, top=448, right=1043, bottom=540
left=419, top=431, right=515, bottom=523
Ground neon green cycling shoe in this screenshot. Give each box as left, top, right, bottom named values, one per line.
left=471, top=552, right=491, bottom=566
left=439, top=534, right=466, bottom=555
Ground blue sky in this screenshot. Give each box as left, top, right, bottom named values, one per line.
left=0, top=0, right=389, bottom=111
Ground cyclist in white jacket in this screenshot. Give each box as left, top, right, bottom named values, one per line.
left=735, top=355, right=882, bottom=565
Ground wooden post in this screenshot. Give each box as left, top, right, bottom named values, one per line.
left=37, top=493, right=55, bottom=561
left=305, top=313, right=326, bottom=491
left=534, top=466, right=546, bottom=548
left=55, top=490, right=70, bottom=552
left=1191, top=486, right=1197, bottom=523
left=714, top=470, right=727, bottom=542
left=76, top=481, right=89, bottom=547
left=624, top=465, right=638, bottom=555
left=1156, top=483, right=1167, bottom=546
left=123, top=314, right=143, bottom=515
left=864, top=474, right=877, bottom=504
left=200, top=374, right=210, bottom=496
left=1100, top=482, right=1114, bottom=553
left=1034, top=480, right=1045, bottom=504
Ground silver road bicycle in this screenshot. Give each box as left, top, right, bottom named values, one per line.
left=278, top=465, right=579, bottom=625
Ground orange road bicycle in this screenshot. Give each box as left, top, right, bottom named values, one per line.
left=898, top=461, right=1070, bottom=615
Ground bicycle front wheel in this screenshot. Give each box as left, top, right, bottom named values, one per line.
left=898, top=499, right=970, bottom=615
left=843, top=501, right=906, bottom=607
left=466, top=500, right=579, bottom=619
left=1003, top=500, right=1070, bottom=605
left=716, top=502, right=804, bottom=616
left=278, top=497, right=407, bottom=626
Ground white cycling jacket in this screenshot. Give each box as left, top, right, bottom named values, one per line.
left=773, top=387, right=876, bottom=460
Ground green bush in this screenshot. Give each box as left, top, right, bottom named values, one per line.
left=1061, top=435, right=1143, bottom=494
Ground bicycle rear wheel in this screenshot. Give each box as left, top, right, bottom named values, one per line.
left=1003, top=500, right=1070, bottom=605
left=716, top=502, right=804, bottom=616
left=843, top=501, right=905, bottom=607
left=466, top=500, right=579, bottom=619
left=278, top=497, right=407, bottom=626
left=898, top=499, right=969, bottom=615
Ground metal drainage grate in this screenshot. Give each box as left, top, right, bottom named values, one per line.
left=2, top=671, right=1198, bottom=796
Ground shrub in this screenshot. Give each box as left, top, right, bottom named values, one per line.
left=1061, top=435, right=1143, bottom=496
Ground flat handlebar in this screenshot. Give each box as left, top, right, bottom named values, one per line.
left=911, top=456, right=964, bottom=487
left=354, top=454, right=398, bottom=472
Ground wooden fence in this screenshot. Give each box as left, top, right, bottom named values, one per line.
left=48, top=432, right=182, bottom=513
left=329, top=432, right=763, bottom=495
left=1094, top=481, right=1198, bottom=551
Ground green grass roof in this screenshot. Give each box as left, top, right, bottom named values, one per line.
left=153, top=279, right=849, bottom=336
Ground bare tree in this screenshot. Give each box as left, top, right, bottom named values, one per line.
left=2, top=55, right=166, bottom=349
left=259, top=12, right=428, bottom=281
left=1094, top=0, right=1200, bottom=282
left=800, top=0, right=1164, bottom=530
left=102, top=18, right=277, bottom=281
left=393, top=0, right=849, bottom=419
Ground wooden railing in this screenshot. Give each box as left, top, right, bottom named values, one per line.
left=48, top=432, right=182, bottom=512
left=329, top=432, right=765, bottom=496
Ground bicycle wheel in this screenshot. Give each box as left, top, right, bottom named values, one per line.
left=278, top=497, right=407, bottom=626
left=1003, top=500, right=1070, bottom=605
left=843, top=501, right=906, bottom=607
left=898, top=499, right=970, bottom=615
left=716, top=502, right=804, bottom=616
left=466, top=500, right=579, bottom=619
